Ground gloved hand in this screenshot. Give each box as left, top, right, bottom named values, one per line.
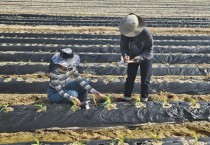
left=94, top=91, right=102, bottom=98
left=90, top=89, right=102, bottom=98
left=133, top=56, right=144, bottom=63
left=72, top=97, right=81, bottom=106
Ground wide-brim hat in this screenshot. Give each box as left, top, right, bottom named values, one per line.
left=52, top=48, right=80, bottom=68
left=119, top=14, right=145, bottom=37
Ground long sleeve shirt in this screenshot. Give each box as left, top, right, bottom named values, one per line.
left=49, top=66, right=97, bottom=100
left=120, top=28, right=153, bottom=61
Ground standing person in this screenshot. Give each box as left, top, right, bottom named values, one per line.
left=119, top=13, right=153, bottom=102
left=47, top=48, right=102, bottom=107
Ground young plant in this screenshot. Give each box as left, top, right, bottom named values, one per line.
left=34, top=103, right=47, bottom=112
left=102, top=95, right=117, bottom=110
left=191, top=130, right=198, bottom=144
left=32, top=136, right=40, bottom=145
left=180, top=130, right=199, bottom=145
left=0, top=102, right=14, bottom=113
left=184, top=97, right=200, bottom=108
left=69, top=98, right=80, bottom=112
left=135, top=97, right=146, bottom=108
left=162, top=97, right=172, bottom=108
left=111, top=135, right=129, bottom=145
left=111, top=138, right=125, bottom=145
left=150, top=132, right=162, bottom=143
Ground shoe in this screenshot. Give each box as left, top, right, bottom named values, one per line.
left=118, top=96, right=132, bottom=102
left=141, top=97, right=148, bottom=102
left=123, top=96, right=132, bottom=101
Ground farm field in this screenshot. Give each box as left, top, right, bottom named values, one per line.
left=0, top=0, right=210, bottom=18
left=0, top=0, right=210, bottom=144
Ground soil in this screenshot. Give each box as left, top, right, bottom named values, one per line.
left=1, top=24, right=210, bottom=36
left=1, top=92, right=210, bottom=107
left=0, top=121, right=210, bottom=143
left=1, top=92, right=210, bottom=143
left=0, top=74, right=208, bottom=81
left=1, top=25, right=210, bottom=143
left=1, top=0, right=210, bottom=18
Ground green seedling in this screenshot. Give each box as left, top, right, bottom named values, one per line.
left=184, top=97, right=200, bottom=108
left=111, top=138, right=125, bottom=145
left=180, top=130, right=199, bottom=145
left=31, top=136, right=40, bottom=145
left=135, top=97, right=146, bottom=108
left=162, top=97, right=172, bottom=108
left=0, top=103, right=14, bottom=113
left=190, top=98, right=197, bottom=106
left=69, top=98, right=80, bottom=112
left=111, top=135, right=129, bottom=145
left=150, top=132, right=162, bottom=143
left=103, top=95, right=112, bottom=109
left=191, top=130, right=198, bottom=144
left=102, top=95, right=117, bottom=110
left=135, top=97, right=141, bottom=106
left=34, top=103, right=47, bottom=112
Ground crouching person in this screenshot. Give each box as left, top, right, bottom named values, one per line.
left=47, top=48, right=102, bottom=107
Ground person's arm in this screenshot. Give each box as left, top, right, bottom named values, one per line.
left=133, top=29, right=154, bottom=63
left=120, top=34, right=130, bottom=57
left=72, top=67, right=100, bottom=94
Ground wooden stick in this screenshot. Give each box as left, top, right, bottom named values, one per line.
left=92, top=96, right=97, bottom=107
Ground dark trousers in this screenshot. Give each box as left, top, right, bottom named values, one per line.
left=124, top=59, right=152, bottom=98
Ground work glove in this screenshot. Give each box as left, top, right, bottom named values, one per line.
left=90, top=89, right=102, bottom=98
left=133, top=56, right=144, bottom=63
left=71, top=97, right=81, bottom=106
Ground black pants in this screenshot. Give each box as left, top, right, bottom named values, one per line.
left=124, top=59, right=152, bottom=99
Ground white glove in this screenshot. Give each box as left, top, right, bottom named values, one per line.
left=90, top=89, right=102, bottom=97
left=133, top=56, right=144, bottom=63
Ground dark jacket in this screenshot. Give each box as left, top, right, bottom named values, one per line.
left=120, top=28, right=153, bottom=62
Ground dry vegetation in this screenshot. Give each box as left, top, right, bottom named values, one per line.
left=0, top=0, right=210, bottom=18
left=1, top=93, right=210, bottom=106
left=1, top=91, right=210, bottom=143
left=1, top=24, right=210, bottom=36
left=1, top=121, right=210, bottom=143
